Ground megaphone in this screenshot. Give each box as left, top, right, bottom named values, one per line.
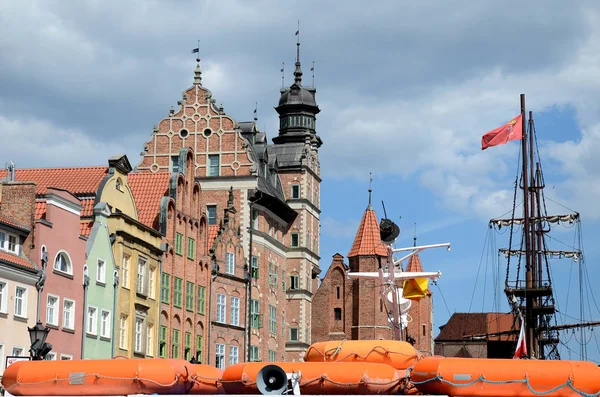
left=256, top=364, right=288, bottom=395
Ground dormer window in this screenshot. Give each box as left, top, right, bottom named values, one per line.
left=0, top=231, right=19, bottom=254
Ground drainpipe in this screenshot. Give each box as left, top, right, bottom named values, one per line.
left=207, top=258, right=218, bottom=366
left=81, top=273, right=90, bottom=358
left=112, top=270, right=119, bottom=357
left=246, top=190, right=261, bottom=362
left=36, top=251, right=48, bottom=323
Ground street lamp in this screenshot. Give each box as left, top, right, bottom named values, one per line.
left=28, top=321, right=52, bottom=360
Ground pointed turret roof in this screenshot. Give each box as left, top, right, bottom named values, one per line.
left=348, top=206, right=388, bottom=258
left=405, top=253, right=423, bottom=272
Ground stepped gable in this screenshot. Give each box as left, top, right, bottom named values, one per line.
left=348, top=205, right=388, bottom=258
left=128, top=172, right=171, bottom=229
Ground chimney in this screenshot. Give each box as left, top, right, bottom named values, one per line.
left=0, top=181, right=37, bottom=254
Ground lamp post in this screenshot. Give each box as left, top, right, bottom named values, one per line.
left=29, top=250, right=52, bottom=360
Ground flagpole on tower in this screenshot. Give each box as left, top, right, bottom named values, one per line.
left=281, top=62, right=285, bottom=89
left=311, top=61, right=315, bottom=87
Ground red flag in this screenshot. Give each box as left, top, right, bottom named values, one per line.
left=513, top=317, right=527, bottom=359
left=481, top=114, right=523, bottom=150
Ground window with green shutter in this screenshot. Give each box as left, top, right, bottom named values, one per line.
left=197, top=286, right=206, bottom=315
left=186, top=281, right=194, bottom=312
left=251, top=299, right=262, bottom=328
left=174, top=277, right=183, bottom=308
left=269, top=350, right=276, bottom=362
left=187, top=237, right=195, bottom=260
left=251, top=256, right=259, bottom=279
left=159, top=326, right=167, bottom=358
left=185, top=332, right=192, bottom=361
left=175, top=233, right=183, bottom=255
left=269, top=305, right=277, bottom=334
left=161, top=274, right=170, bottom=303
left=250, top=345, right=260, bottom=362
left=196, top=335, right=203, bottom=363
left=172, top=329, right=180, bottom=358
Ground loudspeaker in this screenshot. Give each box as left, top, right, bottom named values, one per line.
left=380, top=218, right=400, bottom=243
left=256, top=364, right=288, bottom=395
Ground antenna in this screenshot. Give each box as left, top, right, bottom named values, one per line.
left=311, top=61, right=315, bottom=87
left=414, top=222, right=417, bottom=247
left=368, top=172, right=373, bottom=206
left=381, top=200, right=388, bottom=219
left=253, top=102, right=258, bottom=122
left=281, top=62, right=285, bottom=89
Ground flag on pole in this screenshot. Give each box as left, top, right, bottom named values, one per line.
left=191, top=48, right=199, bottom=54
left=513, top=316, right=528, bottom=359
left=481, top=114, right=523, bottom=150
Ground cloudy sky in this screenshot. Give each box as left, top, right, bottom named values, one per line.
left=2, top=0, right=600, bottom=361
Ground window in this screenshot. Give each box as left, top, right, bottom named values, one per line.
left=172, top=329, right=180, bottom=359
left=0, top=232, right=18, bottom=254
left=122, top=255, right=130, bottom=289
left=187, top=237, right=195, bottom=260
left=134, top=317, right=144, bottom=353
left=101, top=310, right=111, bottom=338
left=226, top=252, right=235, bottom=275
left=161, top=273, right=170, bottom=303
left=269, top=305, right=277, bottom=334
left=175, top=233, right=183, bottom=255
left=12, top=346, right=24, bottom=357
left=216, top=294, right=226, bottom=323
left=197, top=286, right=206, bottom=315
left=147, top=324, right=154, bottom=356
left=268, top=263, right=278, bottom=287
left=46, top=295, right=58, bottom=326
left=291, top=185, right=300, bottom=199
left=269, top=350, right=276, bottom=362
left=149, top=267, right=155, bottom=299
left=215, top=343, right=225, bottom=369
left=290, top=275, right=299, bottom=290
left=87, top=306, right=97, bottom=335
left=196, top=335, right=203, bottom=363
left=97, top=259, right=106, bottom=284
left=0, top=281, right=6, bottom=313
left=137, top=257, right=147, bottom=295
left=173, top=277, right=183, bottom=308
left=207, top=205, right=217, bottom=225
left=334, top=308, right=342, bottom=321
left=290, top=328, right=299, bottom=342
left=229, top=345, right=239, bottom=365
left=60, top=354, right=73, bottom=360
left=307, top=185, right=311, bottom=203
left=230, top=297, right=240, bottom=326
left=159, top=326, right=167, bottom=358
left=251, top=210, right=258, bottom=229
left=44, top=352, right=56, bottom=360
left=251, top=256, right=259, bottom=279
left=207, top=154, right=220, bottom=176
left=54, top=252, right=72, bottom=274
left=337, top=286, right=340, bottom=299
left=14, top=286, right=27, bottom=317
left=249, top=345, right=259, bottom=362
left=281, top=269, right=285, bottom=291
left=185, top=332, right=192, bottom=361
left=422, top=324, right=427, bottom=337
left=251, top=299, right=261, bottom=328
left=186, top=281, right=194, bottom=312
left=290, top=233, right=299, bottom=248
left=119, top=315, right=128, bottom=350
left=62, top=299, right=75, bottom=329
left=170, top=155, right=179, bottom=173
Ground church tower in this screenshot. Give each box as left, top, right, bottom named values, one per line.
left=269, top=33, right=323, bottom=361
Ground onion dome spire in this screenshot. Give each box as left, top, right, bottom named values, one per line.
left=294, top=20, right=302, bottom=86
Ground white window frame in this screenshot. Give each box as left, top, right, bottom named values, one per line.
left=45, top=352, right=57, bottom=361
left=0, top=344, right=4, bottom=368
left=290, top=328, right=299, bottom=342
left=225, top=252, right=235, bottom=275
left=137, top=256, right=148, bottom=296
left=269, top=305, right=277, bottom=334
left=230, top=296, right=240, bottom=327
left=290, top=232, right=299, bottom=248
left=60, top=354, right=73, bottom=360
left=87, top=306, right=97, bottom=335
left=291, top=184, right=300, bottom=199
left=122, top=254, right=130, bottom=289
left=14, top=285, right=27, bottom=318
left=46, top=294, right=59, bottom=326
left=63, top=299, right=75, bottom=330
left=290, top=275, right=299, bottom=290
left=53, top=250, right=72, bottom=275
left=148, top=267, right=156, bottom=299
left=0, top=230, right=19, bottom=254
left=229, top=345, right=239, bottom=365
left=216, top=294, right=226, bottom=323
left=12, top=346, right=24, bottom=357
left=215, top=343, right=225, bottom=369
left=207, top=154, right=220, bottom=177
left=0, top=280, right=7, bottom=313
left=146, top=324, right=154, bottom=357
left=100, top=310, right=111, bottom=339
left=96, top=258, right=106, bottom=284
left=207, top=205, right=217, bottom=225
left=119, top=315, right=128, bottom=350
left=134, top=317, right=144, bottom=354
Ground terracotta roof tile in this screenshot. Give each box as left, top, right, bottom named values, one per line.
left=80, top=199, right=96, bottom=218
left=34, top=201, right=47, bottom=220
left=0, top=167, right=107, bottom=196
left=208, top=225, right=219, bottom=247
left=128, top=172, right=171, bottom=230
left=405, top=253, right=423, bottom=272
left=80, top=221, right=93, bottom=237
left=0, top=215, right=30, bottom=232
left=436, top=312, right=517, bottom=342
left=348, top=207, right=388, bottom=257
left=0, top=250, right=38, bottom=270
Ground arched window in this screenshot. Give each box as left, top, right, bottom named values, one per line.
left=54, top=251, right=72, bottom=274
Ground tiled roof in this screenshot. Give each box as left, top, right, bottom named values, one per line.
left=208, top=225, right=219, bottom=247
left=436, top=312, right=517, bottom=342
left=34, top=201, right=47, bottom=220
left=0, top=167, right=108, bottom=196
left=80, top=221, right=93, bottom=237
left=348, top=206, right=388, bottom=258
left=0, top=215, right=29, bottom=232
left=128, top=172, right=171, bottom=229
left=405, top=253, right=423, bottom=272
left=81, top=199, right=96, bottom=218
left=0, top=250, right=38, bottom=270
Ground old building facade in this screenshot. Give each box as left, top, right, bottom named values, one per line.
left=136, top=42, right=322, bottom=363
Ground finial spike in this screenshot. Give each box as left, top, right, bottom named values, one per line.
left=413, top=222, right=417, bottom=247
left=192, top=41, right=202, bottom=85
left=311, top=61, right=315, bottom=87
left=294, top=21, right=302, bottom=86
left=368, top=172, right=373, bottom=208
left=253, top=102, right=258, bottom=122
left=281, top=62, right=285, bottom=89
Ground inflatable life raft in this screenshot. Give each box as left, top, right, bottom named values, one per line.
left=1, top=358, right=223, bottom=396
left=221, top=361, right=406, bottom=395
left=411, top=356, right=600, bottom=397
left=304, top=339, right=422, bottom=370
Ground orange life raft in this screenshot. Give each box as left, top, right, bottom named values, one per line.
left=221, top=361, right=405, bottom=395
left=411, top=356, right=600, bottom=397
left=1, top=358, right=222, bottom=396
left=304, top=340, right=422, bottom=370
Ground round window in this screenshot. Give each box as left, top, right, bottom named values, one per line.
left=179, top=129, right=189, bottom=138
left=203, top=128, right=212, bottom=138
